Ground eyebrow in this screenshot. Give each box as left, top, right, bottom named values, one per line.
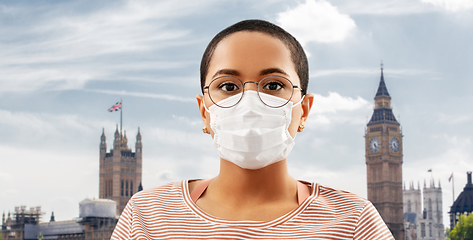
left=259, top=68, right=288, bottom=77
left=211, top=68, right=289, bottom=79
left=211, top=69, right=240, bottom=79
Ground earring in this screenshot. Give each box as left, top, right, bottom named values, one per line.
left=298, top=125, right=305, bottom=132
left=202, top=127, right=208, bottom=134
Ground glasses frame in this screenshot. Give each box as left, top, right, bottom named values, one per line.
left=203, top=75, right=303, bottom=108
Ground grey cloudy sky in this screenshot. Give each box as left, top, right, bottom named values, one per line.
left=1, top=0, right=472, bottom=229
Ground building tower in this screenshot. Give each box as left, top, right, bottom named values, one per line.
left=403, top=181, right=422, bottom=240
left=449, top=171, right=473, bottom=230
left=99, top=126, right=142, bottom=215
left=417, top=179, right=444, bottom=240
left=365, top=65, right=404, bottom=239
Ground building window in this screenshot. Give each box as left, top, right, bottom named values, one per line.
left=126, top=180, right=129, bottom=196
left=421, top=223, right=425, bottom=238
left=408, top=200, right=411, bottom=212
left=428, top=199, right=432, bottom=219
left=429, top=222, right=432, bottom=237
left=137, top=148, right=141, bottom=152
left=130, top=181, right=133, bottom=196
left=121, top=180, right=124, bottom=196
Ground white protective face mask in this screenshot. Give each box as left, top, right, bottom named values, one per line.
left=205, top=91, right=302, bottom=170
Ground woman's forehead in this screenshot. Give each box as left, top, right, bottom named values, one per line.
left=206, top=31, right=300, bottom=85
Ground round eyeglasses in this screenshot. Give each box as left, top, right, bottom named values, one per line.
left=203, top=75, right=302, bottom=108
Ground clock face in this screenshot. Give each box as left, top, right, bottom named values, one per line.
left=369, top=137, right=381, bottom=153
left=390, top=137, right=399, bottom=153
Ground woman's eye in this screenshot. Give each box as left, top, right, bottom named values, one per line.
left=220, top=83, right=239, bottom=92
left=263, top=82, right=283, bottom=91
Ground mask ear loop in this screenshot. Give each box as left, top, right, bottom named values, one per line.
left=203, top=97, right=211, bottom=113
left=292, top=95, right=305, bottom=108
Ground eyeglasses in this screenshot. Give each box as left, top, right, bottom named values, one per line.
left=203, top=75, right=302, bottom=108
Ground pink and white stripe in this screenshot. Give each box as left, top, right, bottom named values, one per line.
left=112, top=180, right=394, bottom=240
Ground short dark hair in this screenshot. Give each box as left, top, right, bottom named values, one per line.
left=200, top=19, right=309, bottom=95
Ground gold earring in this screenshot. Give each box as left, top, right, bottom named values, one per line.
left=298, top=125, right=305, bottom=132
left=202, top=127, right=208, bottom=134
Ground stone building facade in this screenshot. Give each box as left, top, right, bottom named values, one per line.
left=365, top=66, right=404, bottom=239
left=403, top=180, right=444, bottom=240
left=99, top=126, right=142, bottom=215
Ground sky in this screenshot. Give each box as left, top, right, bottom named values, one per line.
left=1, top=0, right=472, bottom=230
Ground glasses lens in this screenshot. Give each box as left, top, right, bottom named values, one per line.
left=208, top=76, right=244, bottom=108
left=258, top=76, right=294, bottom=107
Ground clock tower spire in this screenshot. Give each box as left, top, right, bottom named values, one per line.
left=365, top=64, right=404, bottom=239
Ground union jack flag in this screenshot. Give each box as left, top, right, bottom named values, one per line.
left=108, top=101, right=121, bottom=112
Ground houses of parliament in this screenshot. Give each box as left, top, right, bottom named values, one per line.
left=1, top=126, right=143, bottom=240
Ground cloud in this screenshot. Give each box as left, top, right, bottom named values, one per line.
left=420, top=0, right=473, bottom=12
left=86, top=89, right=195, bottom=103
left=147, top=126, right=212, bottom=149
left=0, top=0, right=209, bottom=92
left=335, top=0, right=436, bottom=15
left=312, top=92, right=371, bottom=114
left=310, top=68, right=437, bottom=79
left=277, top=0, right=356, bottom=44
left=436, top=112, right=473, bottom=125
left=0, top=108, right=114, bottom=141
left=307, top=92, right=372, bottom=128
left=172, top=115, right=202, bottom=126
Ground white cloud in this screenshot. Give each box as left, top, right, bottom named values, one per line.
left=306, top=92, right=372, bottom=128
left=310, top=68, right=437, bottom=79
left=277, top=0, right=356, bottom=44
left=437, top=112, right=473, bottom=125
left=312, top=92, right=371, bottom=114
left=172, top=115, right=202, bottom=126
left=0, top=0, right=209, bottom=92
left=420, top=0, right=473, bottom=12
left=86, top=89, right=195, bottom=103
left=147, top=126, right=212, bottom=149
left=336, top=0, right=437, bottom=15
left=0, top=109, right=113, bottom=138
left=0, top=144, right=98, bottom=221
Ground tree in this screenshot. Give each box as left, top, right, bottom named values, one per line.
left=449, top=214, right=473, bottom=240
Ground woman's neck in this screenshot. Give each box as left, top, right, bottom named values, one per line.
left=191, top=158, right=299, bottom=221
left=210, top=159, right=297, bottom=206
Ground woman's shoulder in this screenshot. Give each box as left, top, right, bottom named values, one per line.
left=129, top=181, right=184, bottom=204
left=312, top=182, right=370, bottom=207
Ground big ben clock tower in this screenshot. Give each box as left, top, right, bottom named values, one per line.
left=365, top=64, right=404, bottom=239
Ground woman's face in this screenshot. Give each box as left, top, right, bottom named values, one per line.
left=197, top=31, right=313, bottom=138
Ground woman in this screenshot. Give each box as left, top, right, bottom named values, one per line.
left=112, top=20, right=394, bottom=240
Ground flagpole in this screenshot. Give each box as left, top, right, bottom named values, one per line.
left=452, top=173, right=455, bottom=204
left=452, top=173, right=455, bottom=227
left=120, top=98, right=123, bottom=141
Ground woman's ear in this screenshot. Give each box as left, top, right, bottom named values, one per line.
left=196, top=95, right=211, bottom=135
left=298, top=93, right=314, bottom=131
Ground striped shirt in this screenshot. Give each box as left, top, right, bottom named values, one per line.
left=111, top=180, right=394, bottom=239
